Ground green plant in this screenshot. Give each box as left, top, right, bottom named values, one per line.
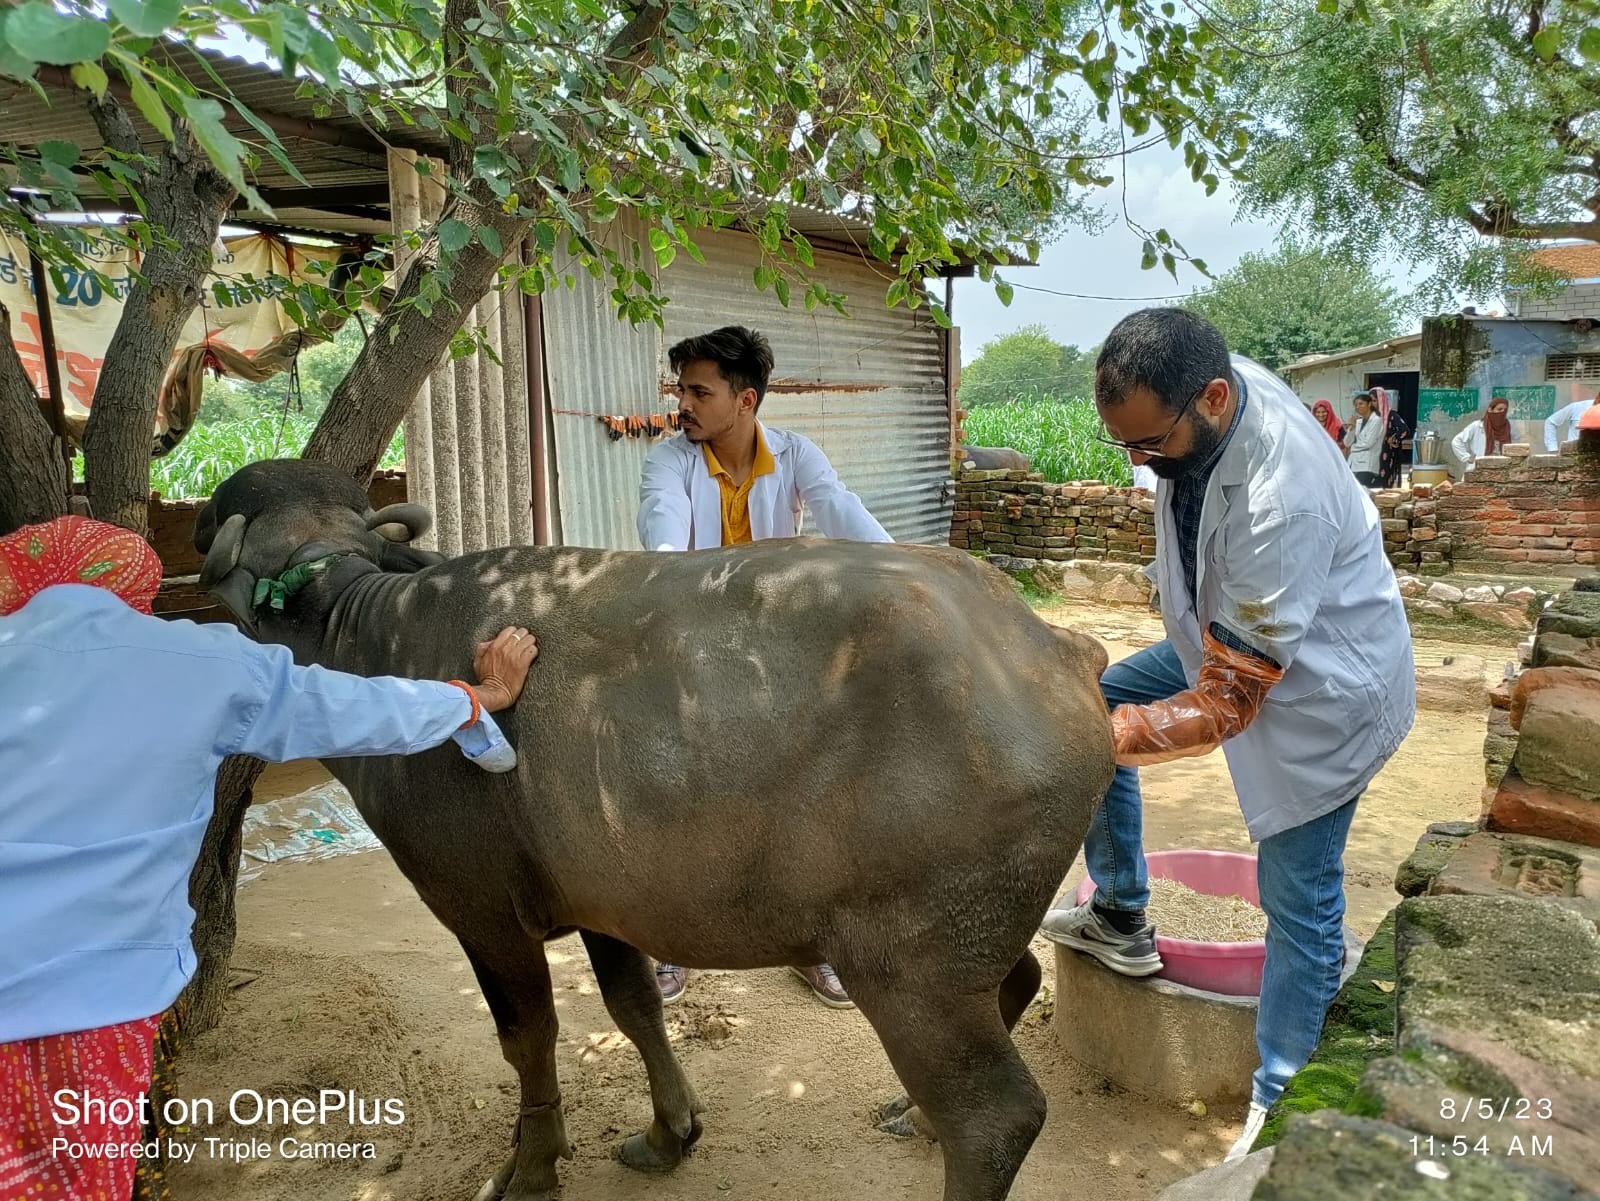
left=86, top=415, right=405, bottom=500
left=962, top=389, right=1133, bottom=485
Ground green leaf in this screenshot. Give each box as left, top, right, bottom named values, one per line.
left=854, top=126, right=882, bottom=156
left=1532, top=26, right=1561, bottom=60
left=438, top=219, right=472, bottom=254
left=38, top=140, right=79, bottom=168
left=70, top=61, right=108, bottom=97
left=478, top=225, right=503, bottom=258
left=126, top=69, right=173, bottom=140
left=753, top=263, right=778, bottom=290
left=573, top=0, right=605, bottom=18
left=885, top=278, right=909, bottom=307
left=4, top=3, right=111, bottom=66
left=994, top=279, right=1014, bottom=307
left=177, top=94, right=255, bottom=202
left=534, top=221, right=557, bottom=254
left=107, top=0, right=182, bottom=38
left=774, top=276, right=790, bottom=306
left=1581, top=27, right=1600, bottom=61
left=791, top=233, right=814, bottom=269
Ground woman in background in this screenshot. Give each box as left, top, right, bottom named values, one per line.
left=1372, top=387, right=1411, bottom=488
left=1310, top=399, right=1344, bottom=449
left=1347, top=392, right=1384, bottom=486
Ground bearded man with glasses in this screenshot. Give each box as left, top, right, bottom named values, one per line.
left=1041, top=308, right=1415, bottom=1162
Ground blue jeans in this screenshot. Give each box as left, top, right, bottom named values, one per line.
left=1087, top=640, right=1356, bottom=1108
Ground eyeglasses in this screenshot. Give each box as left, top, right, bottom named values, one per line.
left=1094, top=381, right=1213, bottom=458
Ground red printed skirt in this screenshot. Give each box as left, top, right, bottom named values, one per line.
left=0, top=1016, right=161, bottom=1201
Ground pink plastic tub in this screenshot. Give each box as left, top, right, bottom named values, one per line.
left=1075, top=849, right=1265, bottom=997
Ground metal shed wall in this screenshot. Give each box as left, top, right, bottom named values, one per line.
left=657, top=229, right=953, bottom=544
left=540, top=216, right=664, bottom=551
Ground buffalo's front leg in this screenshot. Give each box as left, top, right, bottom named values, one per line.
left=463, top=942, right=570, bottom=1201
left=579, top=929, right=704, bottom=1171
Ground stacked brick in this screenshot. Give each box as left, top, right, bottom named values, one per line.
left=949, top=470, right=1157, bottom=564
left=1373, top=486, right=1449, bottom=576
left=1481, top=587, right=1600, bottom=849
left=1440, top=446, right=1600, bottom=575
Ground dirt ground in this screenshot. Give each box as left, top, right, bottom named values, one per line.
left=166, top=603, right=1504, bottom=1201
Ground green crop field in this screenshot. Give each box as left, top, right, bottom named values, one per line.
left=962, top=390, right=1132, bottom=485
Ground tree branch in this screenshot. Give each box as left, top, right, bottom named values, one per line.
left=304, top=0, right=672, bottom=478
left=81, top=88, right=236, bottom=533
left=0, top=300, right=69, bottom=532
left=1459, top=200, right=1600, bottom=242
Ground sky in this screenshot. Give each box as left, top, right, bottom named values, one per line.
left=941, top=134, right=1494, bottom=366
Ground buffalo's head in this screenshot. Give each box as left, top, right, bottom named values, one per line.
left=194, top=459, right=444, bottom=631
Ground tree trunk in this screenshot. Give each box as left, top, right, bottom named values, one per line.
left=302, top=0, right=669, bottom=481
left=178, top=755, right=265, bottom=1033
left=81, top=97, right=235, bottom=534
left=0, top=301, right=68, bottom=533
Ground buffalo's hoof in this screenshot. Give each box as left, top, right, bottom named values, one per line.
left=874, top=1096, right=936, bottom=1142
left=471, top=1154, right=557, bottom=1201
left=617, top=1114, right=703, bottom=1173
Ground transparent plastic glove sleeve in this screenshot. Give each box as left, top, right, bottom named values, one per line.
left=1110, top=630, right=1285, bottom=767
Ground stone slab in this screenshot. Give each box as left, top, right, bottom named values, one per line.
left=1053, top=943, right=1258, bottom=1106
left=1395, top=822, right=1479, bottom=898
left=1534, top=632, right=1600, bottom=672
left=1516, top=687, right=1600, bottom=800
left=1537, top=592, right=1600, bottom=642
left=1155, top=1149, right=1275, bottom=1201
left=1254, top=1110, right=1588, bottom=1201
left=1488, top=768, right=1600, bottom=848
left=1428, top=830, right=1600, bottom=927
left=1374, top=895, right=1600, bottom=1194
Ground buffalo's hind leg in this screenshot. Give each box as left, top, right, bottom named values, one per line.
left=854, top=969, right=1046, bottom=1201
left=580, top=929, right=704, bottom=1172
left=463, top=942, right=570, bottom=1201
left=875, top=950, right=1042, bottom=1144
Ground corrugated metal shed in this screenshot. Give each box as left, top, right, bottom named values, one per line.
left=657, top=228, right=952, bottom=544
left=542, top=215, right=665, bottom=550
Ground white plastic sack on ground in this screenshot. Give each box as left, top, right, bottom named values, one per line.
left=237, top=781, right=380, bottom=886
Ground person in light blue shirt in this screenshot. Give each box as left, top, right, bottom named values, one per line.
left=0, top=516, right=538, bottom=1201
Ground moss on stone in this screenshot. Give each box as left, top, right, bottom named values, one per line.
left=1255, top=913, right=1397, bottom=1152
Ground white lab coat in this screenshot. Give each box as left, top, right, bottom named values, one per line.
left=1151, top=357, right=1416, bottom=842
left=1451, top=420, right=1486, bottom=471
left=1545, top=399, right=1595, bottom=452
left=638, top=422, right=893, bottom=550
left=1346, top=413, right=1384, bottom=476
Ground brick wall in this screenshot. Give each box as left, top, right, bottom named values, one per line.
left=1507, top=280, right=1600, bottom=320
left=949, top=469, right=1156, bottom=563
left=1369, top=444, right=1600, bottom=576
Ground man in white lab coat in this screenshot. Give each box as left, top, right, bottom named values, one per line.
left=638, top=327, right=891, bottom=552
left=1039, top=308, right=1416, bottom=1162
left=1545, top=393, right=1600, bottom=452
left=637, top=325, right=891, bottom=1010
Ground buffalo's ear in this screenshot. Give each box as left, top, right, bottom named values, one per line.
left=210, top=567, right=259, bottom=636
left=379, top=543, right=445, bottom=572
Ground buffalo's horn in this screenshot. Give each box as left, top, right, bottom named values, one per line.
left=199, top=513, right=248, bottom=587
left=365, top=502, right=433, bottom=542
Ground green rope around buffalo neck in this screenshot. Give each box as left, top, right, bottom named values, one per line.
left=251, top=555, right=342, bottom=613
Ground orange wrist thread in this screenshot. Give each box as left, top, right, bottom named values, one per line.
left=447, top=680, right=481, bottom=730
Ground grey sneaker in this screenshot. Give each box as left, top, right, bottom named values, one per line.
left=1040, top=898, right=1163, bottom=977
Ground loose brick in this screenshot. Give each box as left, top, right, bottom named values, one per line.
left=1488, top=767, right=1600, bottom=847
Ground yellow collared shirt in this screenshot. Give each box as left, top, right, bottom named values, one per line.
left=702, top=427, right=777, bottom=545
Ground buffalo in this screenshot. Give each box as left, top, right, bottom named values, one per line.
left=194, top=458, right=1113, bottom=1201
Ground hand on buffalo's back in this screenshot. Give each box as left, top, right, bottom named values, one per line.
left=473, top=627, right=538, bottom=711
